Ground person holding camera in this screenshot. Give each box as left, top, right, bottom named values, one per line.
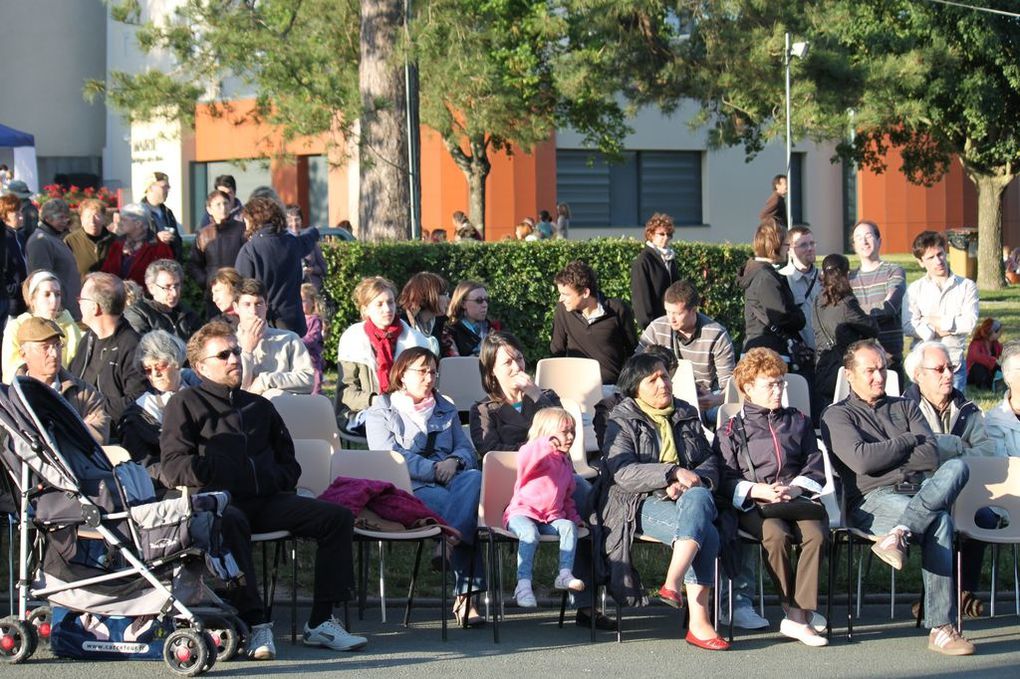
left=821, top=339, right=975, bottom=656
left=716, top=348, right=828, bottom=647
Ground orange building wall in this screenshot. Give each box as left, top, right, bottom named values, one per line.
left=856, top=145, right=985, bottom=253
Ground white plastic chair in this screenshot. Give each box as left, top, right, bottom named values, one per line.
left=560, top=398, right=598, bottom=479
left=671, top=359, right=701, bottom=418
left=535, top=357, right=603, bottom=453
left=437, top=357, right=487, bottom=414
left=267, top=392, right=342, bottom=453
left=784, top=373, right=812, bottom=418
left=833, top=367, right=900, bottom=402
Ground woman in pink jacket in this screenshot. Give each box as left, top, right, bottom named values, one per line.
left=504, top=407, right=586, bottom=608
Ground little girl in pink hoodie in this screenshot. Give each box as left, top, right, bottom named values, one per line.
left=504, top=407, right=585, bottom=608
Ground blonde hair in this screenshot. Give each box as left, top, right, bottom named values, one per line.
left=527, top=407, right=575, bottom=442
left=352, top=276, right=397, bottom=319
left=301, top=283, right=323, bottom=316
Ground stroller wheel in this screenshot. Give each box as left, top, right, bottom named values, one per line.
left=0, top=617, right=37, bottom=664
left=205, top=616, right=241, bottom=661
left=27, top=607, right=52, bottom=646
left=163, top=628, right=211, bottom=677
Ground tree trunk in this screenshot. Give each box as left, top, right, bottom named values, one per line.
left=444, top=133, right=491, bottom=238
left=360, top=0, right=410, bottom=241
left=962, top=160, right=1015, bottom=291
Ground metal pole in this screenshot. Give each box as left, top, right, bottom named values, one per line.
left=404, top=0, right=421, bottom=241
left=785, top=32, right=793, bottom=228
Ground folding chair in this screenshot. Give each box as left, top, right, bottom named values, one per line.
left=470, top=451, right=595, bottom=643
left=560, top=398, right=598, bottom=479
left=783, top=373, right=812, bottom=419
left=953, top=457, right=1020, bottom=633
left=833, top=368, right=899, bottom=402
left=723, top=377, right=740, bottom=404
left=330, top=449, right=448, bottom=639
left=437, top=356, right=487, bottom=415
left=535, top=357, right=603, bottom=454
left=672, top=360, right=701, bottom=418
left=268, top=392, right=342, bottom=453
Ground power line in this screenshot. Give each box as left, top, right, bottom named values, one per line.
left=918, top=0, right=1020, bottom=19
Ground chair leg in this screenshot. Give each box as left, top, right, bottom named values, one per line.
left=464, top=537, right=478, bottom=631
left=957, top=541, right=963, bottom=634
left=825, top=534, right=834, bottom=639
left=440, top=538, right=448, bottom=641
left=727, top=578, right=734, bottom=643
left=1013, top=544, right=1019, bottom=616
left=489, top=533, right=499, bottom=644
left=890, top=567, right=896, bottom=620
left=846, top=533, right=855, bottom=642
left=291, top=537, right=298, bottom=644
left=990, top=544, right=999, bottom=618
left=357, top=541, right=367, bottom=621
left=378, top=541, right=387, bottom=624
left=404, top=541, right=424, bottom=627
left=855, top=547, right=865, bottom=619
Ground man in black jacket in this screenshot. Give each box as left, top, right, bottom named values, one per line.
left=160, top=321, right=366, bottom=660
left=70, top=272, right=148, bottom=425
left=124, top=259, right=201, bottom=341
left=821, top=339, right=974, bottom=656
left=550, top=260, right=637, bottom=385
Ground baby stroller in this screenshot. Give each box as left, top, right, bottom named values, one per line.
left=0, top=376, right=244, bottom=675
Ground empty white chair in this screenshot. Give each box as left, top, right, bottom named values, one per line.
left=671, top=359, right=701, bottom=418
left=438, top=356, right=487, bottom=414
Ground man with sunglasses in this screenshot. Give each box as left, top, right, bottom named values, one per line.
left=70, top=272, right=148, bottom=424
left=16, top=316, right=110, bottom=443
left=160, top=321, right=366, bottom=660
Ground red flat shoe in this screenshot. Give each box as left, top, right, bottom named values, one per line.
left=657, top=586, right=685, bottom=609
left=685, top=630, right=730, bottom=651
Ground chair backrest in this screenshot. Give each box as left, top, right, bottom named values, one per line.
left=330, top=449, right=415, bottom=494
left=560, top=398, right=598, bottom=478
left=672, top=360, right=701, bottom=418
left=784, top=373, right=811, bottom=418
left=437, top=356, right=487, bottom=413
left=478, top=450, right=518, bottom=530
left=715, top=402, right=743, bottom=432
left=953, top=457, right=1020, bottom=542
left=723, top=376, right=741, bottom=404
left=535, top=357, right=603, bottom=414
left=815, top=438, right=842, bottom=530
left=293, top=438, right=333, bottom=498
left=833, top=366, right=900, bottom=403
left=102, top=445, right=132, bottom=465
left=268, top=392, right=342, bottom=453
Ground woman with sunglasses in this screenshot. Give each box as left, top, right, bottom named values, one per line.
left=444, top=280, right=502, bottom=356
left=119, top=330, right=199, bottom=480
left=365, top=346, right=486, bottom=627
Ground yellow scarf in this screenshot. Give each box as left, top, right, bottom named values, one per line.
left=636, top=398, right=677, bottom=465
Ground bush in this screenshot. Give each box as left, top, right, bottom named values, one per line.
left=320, top=238, right=752, bottom=367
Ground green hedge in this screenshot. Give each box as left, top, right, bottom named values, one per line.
left=320, top=238, right=752, bottom=367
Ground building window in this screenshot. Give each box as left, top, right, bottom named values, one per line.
left=556, top=150, right=703, bottom=228
left=189, top=159, right=271, bottom=229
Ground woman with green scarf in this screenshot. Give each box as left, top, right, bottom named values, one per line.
left=595, top=353, right=726, bottom=650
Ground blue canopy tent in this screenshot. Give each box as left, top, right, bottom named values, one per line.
left=0, top=123, right=38, bottom=192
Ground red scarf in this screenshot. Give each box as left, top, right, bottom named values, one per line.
left=365, top=319, right=402, bottom=392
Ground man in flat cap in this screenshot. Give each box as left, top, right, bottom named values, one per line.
left=16, top=316, right=110, bottom=443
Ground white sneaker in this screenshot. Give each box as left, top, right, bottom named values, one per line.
left=808, top=611, right=827, bottom=633
left=719, top=605, right=770, bottom=630
left=553, top=570, right=585, bottom=592
left=780, top=618, right=829, bottom=647
left=303, top=616, right=368, bottom=651
left=248, top=622, right=276, bottom=660
left=515, top=580, right=537, bottom=608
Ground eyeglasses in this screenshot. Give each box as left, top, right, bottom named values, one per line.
left=201, top=346, right=241, bottom=362
left=921, top=363, right=955, bottom=374
left=154, top=282, right=182, bottom=292
left=77, top=296, right=96, bottom=304
left=143, top=362, right=172, bottom=376
left=466, top=297, right=489, bottom=304
left=405, top=367, right=438, bottom=378
left=757, top=380, right=786, bottom=392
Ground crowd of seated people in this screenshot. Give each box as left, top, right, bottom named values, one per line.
left=1, top=180, right=1011, bottom=662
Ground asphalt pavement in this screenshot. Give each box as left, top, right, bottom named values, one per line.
left=6, top=600, right=1020, bottom=678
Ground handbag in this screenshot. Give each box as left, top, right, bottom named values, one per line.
left=732, top=416, right=826, bottom=522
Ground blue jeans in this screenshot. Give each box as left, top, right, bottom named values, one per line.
left=638, top=486, right=719, bottom=586
left=415, top=469, right=486, bottom=595
left=850, top=458, right=969, bottom=628
left=507, top=515, right=578, bottom=581
left=953, top=363, right=967, bottom=392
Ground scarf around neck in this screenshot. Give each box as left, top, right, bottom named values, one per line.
left=646, top=241, right=676, bottom=262
left=390, top=390, right=437, bottom=434
left=365, top=319, right=402, bottom=392
left=635, top=397, right=678, bottom=465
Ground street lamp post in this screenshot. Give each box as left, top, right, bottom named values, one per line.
left=784, top=32, right=808, bottom=228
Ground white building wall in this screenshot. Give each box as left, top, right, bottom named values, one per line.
left=558, top=103, right=845, bottom=254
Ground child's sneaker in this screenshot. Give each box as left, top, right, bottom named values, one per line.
left=515, top=580, right=538, bottom=608
left=553, top=569, right=585, bottom=592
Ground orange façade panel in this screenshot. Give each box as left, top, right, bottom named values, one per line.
left=194, top=100, right=327, bottom=161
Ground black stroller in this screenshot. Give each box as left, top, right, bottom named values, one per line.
left=0, top=377, right=244, bottom=675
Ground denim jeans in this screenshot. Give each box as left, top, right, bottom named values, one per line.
left=507, top=515, right=577, bottom=581
left=637, top=486, right=719, bottom=586
left=567, top=475, right=596, bottom=608
left=850, top=458, right=969, bottom=628
left=953, top=363, right=967, bottom=392
left=415, top=469, right=485, bottom=595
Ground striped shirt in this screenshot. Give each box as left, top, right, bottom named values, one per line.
left=850, top=261, right=906, bottom=359
left=638, top=313, right=736, bottom=391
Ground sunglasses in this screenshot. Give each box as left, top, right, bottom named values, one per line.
left=202, top=346, right=242, bottom=362
left=143, top=362, right=172, bottom=376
